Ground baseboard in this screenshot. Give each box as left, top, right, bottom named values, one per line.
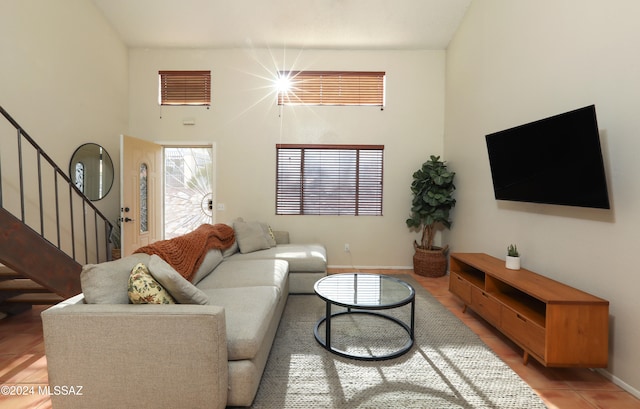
left=327, top=264, right=414, bottom=270
left=595, top=368, right=640, bottom=399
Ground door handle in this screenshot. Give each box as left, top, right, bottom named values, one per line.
left=124, top=217, right=134, bottom=222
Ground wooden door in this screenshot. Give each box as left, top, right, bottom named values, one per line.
left=120, top=135, right=163, bottom=256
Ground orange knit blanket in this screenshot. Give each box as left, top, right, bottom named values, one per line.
left=134, top=223, right=235, bottom=282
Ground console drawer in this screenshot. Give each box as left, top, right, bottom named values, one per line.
left=501, top=306, right=545, bottom=358
left=450, top=272, right=472, bottom=305
left=470, top=287, right=500, bottom=325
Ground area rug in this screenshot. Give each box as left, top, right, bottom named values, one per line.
left=249, top=275, right=547, bottom=409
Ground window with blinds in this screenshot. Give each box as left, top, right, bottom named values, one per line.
left=159, top=70, right=211, bottom=106
left=277, top=71, right=385, bottom=107
left=276, top=144, right=384, bottom=216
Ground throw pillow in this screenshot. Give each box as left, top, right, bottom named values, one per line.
left=148, top=255, right=210, bottom=305
left=128, top=263, right=176, bottom=304
left=261, top=223, right=277, bottom=247
left=81, top=253, right=150, bottom=304
left=233, top=219, right=270, bottom=253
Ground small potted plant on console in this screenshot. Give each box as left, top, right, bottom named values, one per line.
left=506, top=244, right=520, bottom=270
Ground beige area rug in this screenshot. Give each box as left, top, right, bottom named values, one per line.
left=248, top=275, right=548, bottom=409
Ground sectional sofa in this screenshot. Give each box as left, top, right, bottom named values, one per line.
left=42, top=221, right=327, bottom=409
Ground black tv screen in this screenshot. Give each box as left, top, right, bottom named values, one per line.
left=485, top=105, right=610, bottom=209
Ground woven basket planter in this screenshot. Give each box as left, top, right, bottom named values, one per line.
left=413, top=244, right=448, bottom=277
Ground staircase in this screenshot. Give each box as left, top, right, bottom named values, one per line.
left=0, top=106, right=112, bottom=316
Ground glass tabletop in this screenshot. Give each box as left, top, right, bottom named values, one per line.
left=314, top=273, right=415, bottom=309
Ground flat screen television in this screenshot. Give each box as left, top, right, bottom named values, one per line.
left=485, top=105, right=610, bottom=209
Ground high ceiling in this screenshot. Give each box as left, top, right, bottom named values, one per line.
left=91, top=0, right=472, bottom=50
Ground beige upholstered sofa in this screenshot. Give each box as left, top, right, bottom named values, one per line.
left=42, top=223, right=327, bottom=409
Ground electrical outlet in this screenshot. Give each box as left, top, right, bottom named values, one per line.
left=344, top=243, right=350, bottom=252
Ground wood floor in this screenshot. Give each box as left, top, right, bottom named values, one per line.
left=1, top=269, right=639, bottom=409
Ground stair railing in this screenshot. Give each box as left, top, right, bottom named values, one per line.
left=0, top=105, right=113, bottom=265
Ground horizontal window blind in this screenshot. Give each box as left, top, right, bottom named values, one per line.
left=276, top=144, right=384, bottom=216
left=277, top=71, right=385, bottom=107
left=159, top=70, right=211, bottom=106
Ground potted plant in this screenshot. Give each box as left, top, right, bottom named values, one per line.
left=506, top=244, right=520, bottom=270
left=406, top=155, right=456, bottom=277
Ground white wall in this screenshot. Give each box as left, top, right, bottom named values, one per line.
left=1, top=0, right=128, bottom=223
left=129, top=48, right=446, bottom=267
left=445, top=0, right=640, bottom=395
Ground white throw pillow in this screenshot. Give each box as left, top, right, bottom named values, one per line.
left=233, top=220, right=271, bottom=253
left=81, top=253, right=150, bottom=304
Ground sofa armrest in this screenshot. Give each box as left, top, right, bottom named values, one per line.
left=42, top=296, right=228, bottom=409
left=272, top=230, right=290, bottom=244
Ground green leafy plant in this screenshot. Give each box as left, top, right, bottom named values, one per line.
left=406, top=155, right=456, bottom=250
left=507, top=244, right=519, bottom=257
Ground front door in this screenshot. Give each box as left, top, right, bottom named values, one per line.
left=163, top=145, right=215, bottom=239
left=120, top=135, right=163, bottom=256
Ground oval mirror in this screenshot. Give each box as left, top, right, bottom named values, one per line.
left=69, top=143, right=114, bottom=201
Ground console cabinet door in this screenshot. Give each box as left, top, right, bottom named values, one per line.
left=449, top=272, right=472, bottom=305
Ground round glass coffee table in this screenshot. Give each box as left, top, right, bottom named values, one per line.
left=314, top=273, right=415, bottom=361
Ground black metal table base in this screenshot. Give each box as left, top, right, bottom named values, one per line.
left=314, top=302, right=415, bottom=361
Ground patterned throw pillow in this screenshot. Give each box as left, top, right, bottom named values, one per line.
left=128, top=263, right=176, bottom=304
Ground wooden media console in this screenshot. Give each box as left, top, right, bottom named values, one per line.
left=449, top=253, right=609, bottom=368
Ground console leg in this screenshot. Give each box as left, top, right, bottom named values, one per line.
left=523, top=351, right=529, bottom=366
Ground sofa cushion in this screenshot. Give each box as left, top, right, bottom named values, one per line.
left=272, top=230, right=289, bottom=245
left=190, top=249, right=224, bottom=285
left=81, top=253, right=150, bottom=304
left=201, top=286, right=279, bottom=361
left=226, top=244, right=327, bottom=272
left=148, top=255, right=210, bottom=305
left=196, top=259, right=288, bottom=296
left=128, top=263, right=176, bottom=304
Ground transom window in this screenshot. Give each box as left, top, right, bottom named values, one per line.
left=276, top=144, right=384, bottom=216
left=277, top=71, right=385, bottom=107
left=158, top=70, right=211, bottom=106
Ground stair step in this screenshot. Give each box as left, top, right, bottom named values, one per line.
left=3, top=293, right=64, bottom=304
left=0, top=264, right=21, bottom=280
left=0, top=279, right=49, bottom=292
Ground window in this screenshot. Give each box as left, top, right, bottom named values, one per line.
left=276, top=144, right=384, bottom=216
left=159, top=70, right=211, bottom=106
left=277, top=71, right=385, bottom=107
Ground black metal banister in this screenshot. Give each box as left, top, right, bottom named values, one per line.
left=0, top=105, right=113, bottom=266
left=17, top=129, right=25, bottom=222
